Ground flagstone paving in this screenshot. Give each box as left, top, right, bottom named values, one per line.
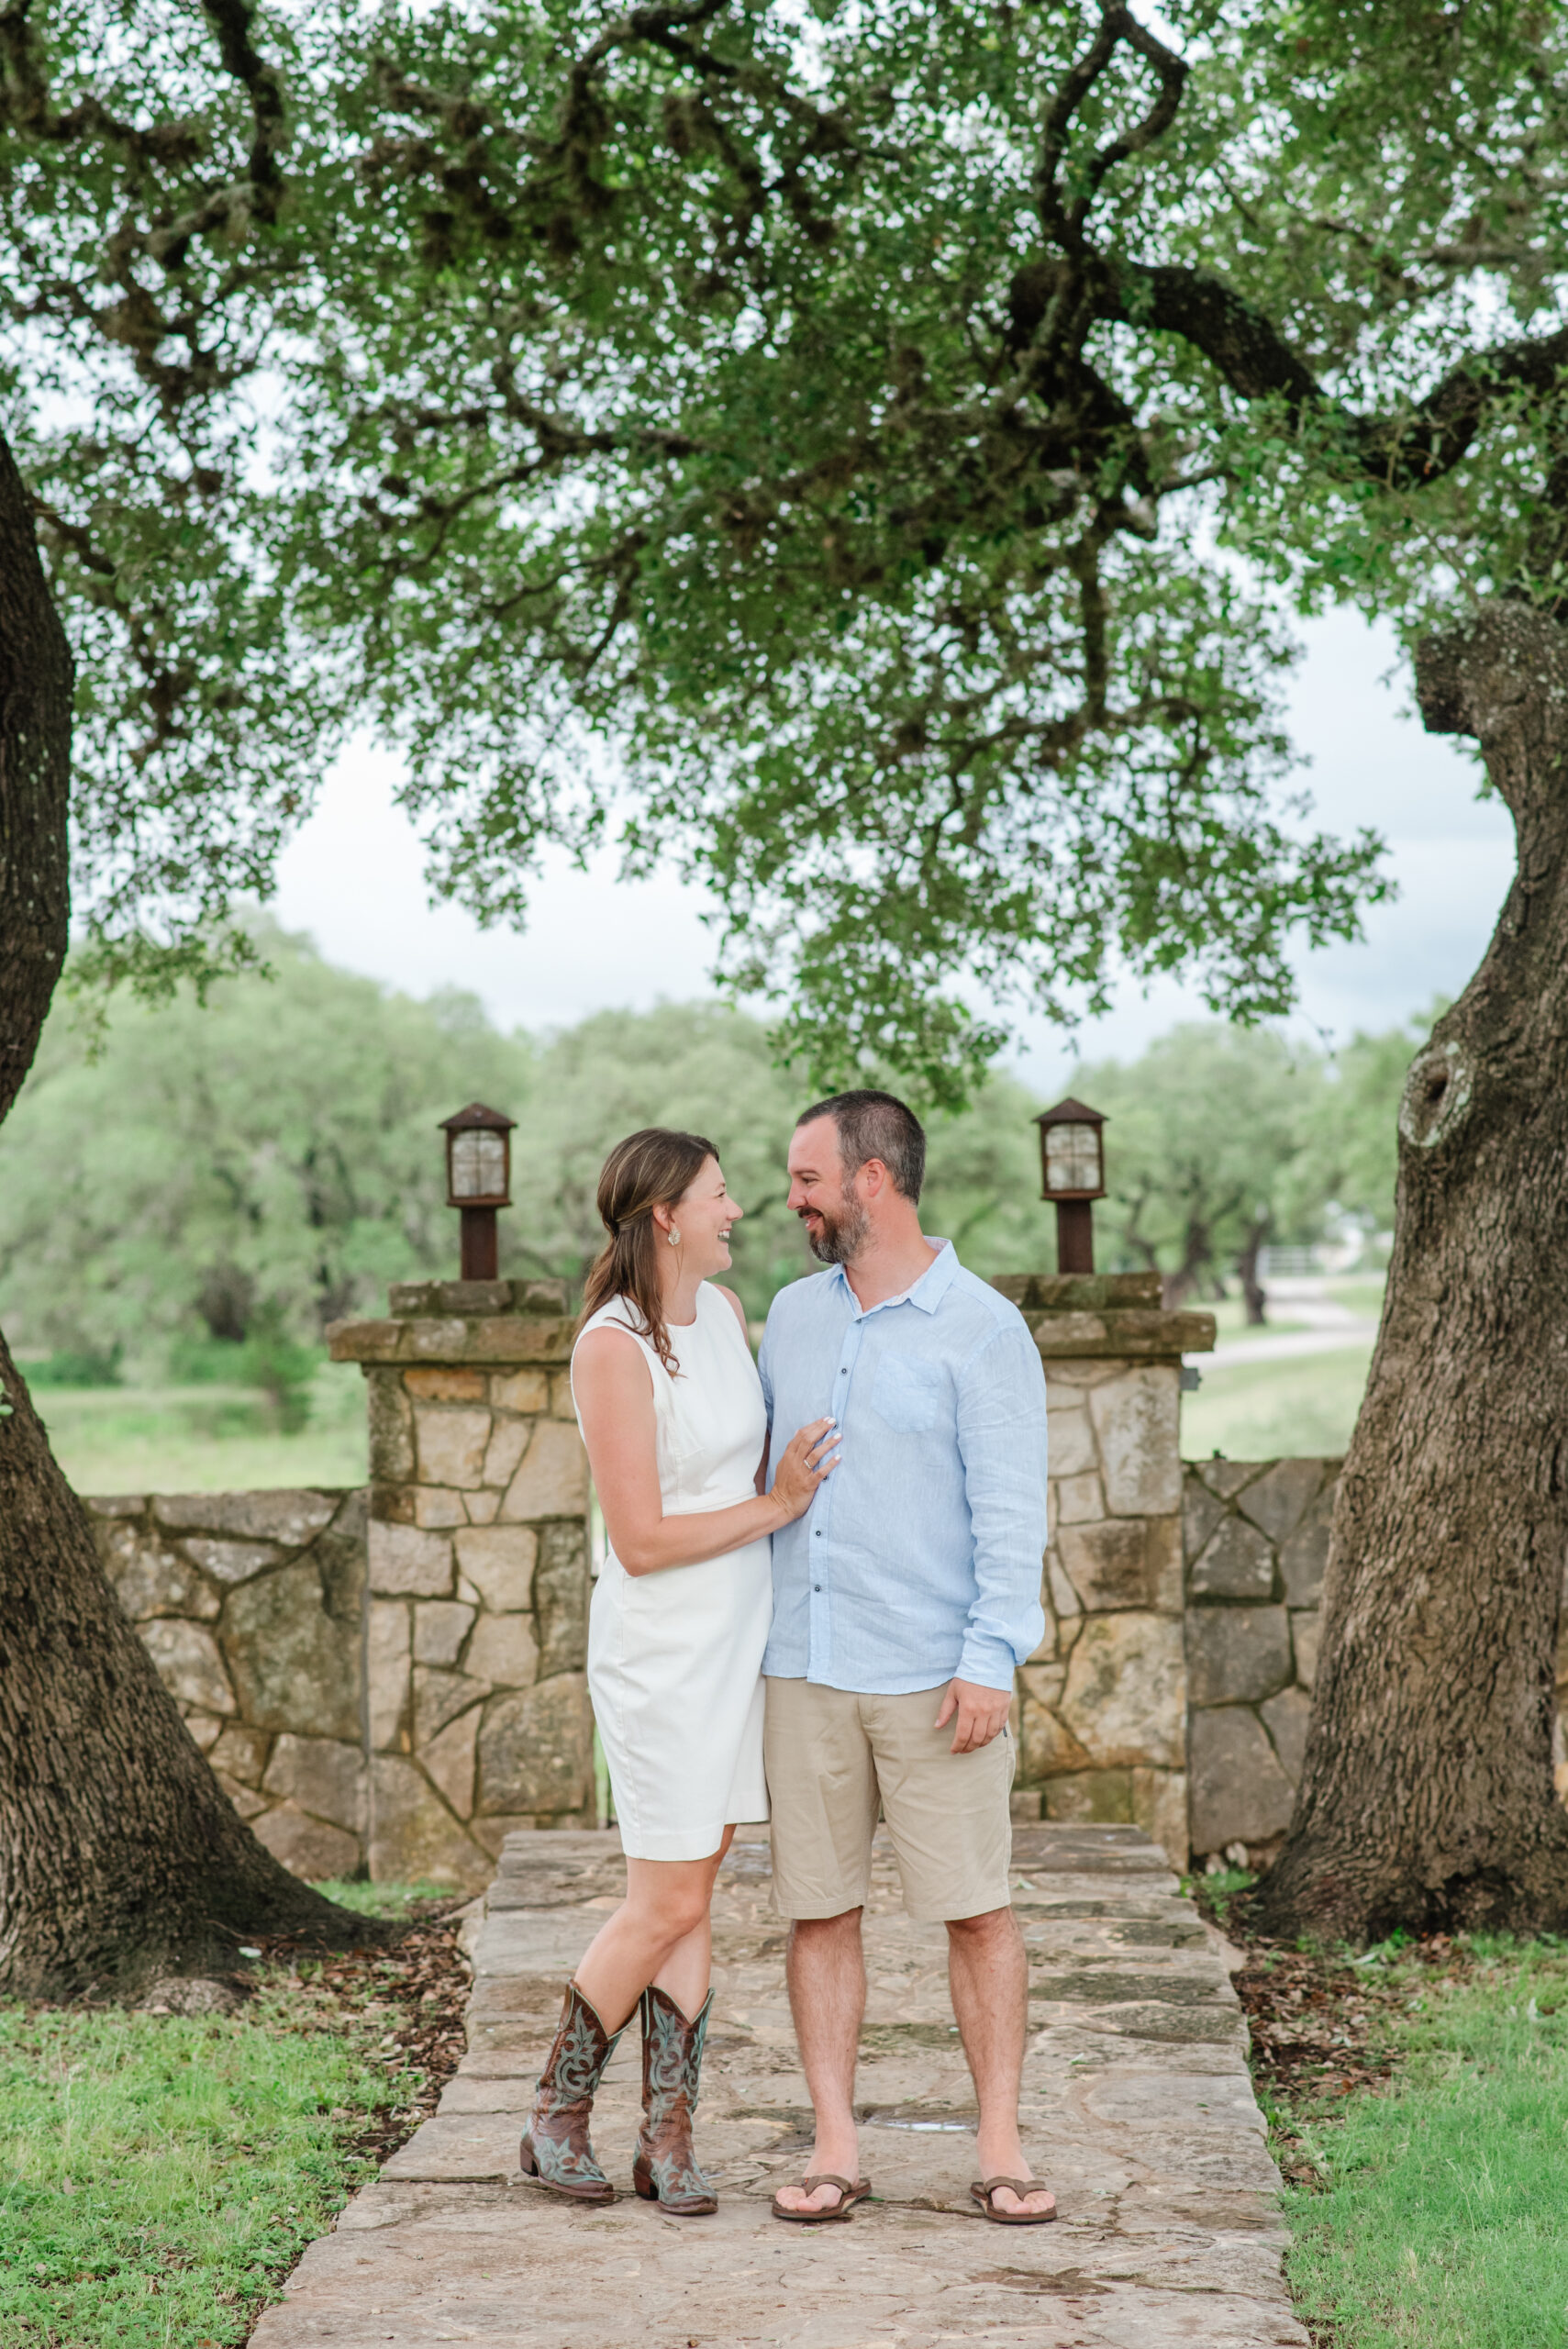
left=252, top=1824, right=1307, bottom=2348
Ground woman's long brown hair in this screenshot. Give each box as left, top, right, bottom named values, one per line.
left=578, top=1128, right=718, bottom=1375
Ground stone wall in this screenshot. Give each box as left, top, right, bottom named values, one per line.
left=88, top=1486, right=371, bottom=1882
left=92, top=1265, right=1396, bottom=1888
left=88, top=1276, right=595, bottom=1895
left=1182, top=1456, right=1339, bottom=1865
left=997, top=1274, right=1217, bottom=1873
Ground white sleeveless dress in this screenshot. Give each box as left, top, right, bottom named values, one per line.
left=574, top=1283, right=773, bottom=1860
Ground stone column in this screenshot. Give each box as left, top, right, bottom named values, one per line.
left=328, top=1278, right=594, bottom=1889
left=994, top=1273, right=1216, bottom=1872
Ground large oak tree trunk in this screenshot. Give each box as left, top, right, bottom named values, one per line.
left=0, top=429, right=384, bottom=1997
left=1257, top=600, right=1568, bottom=1942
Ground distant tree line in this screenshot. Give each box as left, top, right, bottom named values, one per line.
left=1078, top=1014, right=1435, bottom=1318
left=0, top=925, right=1423, bottom=1375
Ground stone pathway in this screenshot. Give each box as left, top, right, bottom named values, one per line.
left=252, top=1825, right=1307, bottom=2348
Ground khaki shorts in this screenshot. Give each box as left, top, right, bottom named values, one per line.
left=763, top=1677, right=1015, bottom=1923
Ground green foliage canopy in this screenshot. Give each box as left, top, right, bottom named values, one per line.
left=279, top=0, right=1568, bottom=1097
left=6, top=1, right=1562, bottom=1100
left=289, top=0, right=1397, bottom=1099
left=0, top=0, right=341, bottom=999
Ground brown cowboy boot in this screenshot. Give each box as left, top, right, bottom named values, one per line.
left=518, top=1980, right=624, bottom=2202
left=631, top=1983, right=717, bottom=2216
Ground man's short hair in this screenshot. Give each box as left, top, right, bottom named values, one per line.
left=796, top=1089, right=927, bottom=1203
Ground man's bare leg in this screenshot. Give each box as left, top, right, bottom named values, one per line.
left=947, top=1907, right=1056, bottom=2218
left=772, top=1908, right=866, bottom=2215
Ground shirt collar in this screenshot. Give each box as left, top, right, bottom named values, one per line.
left=830, top=1238, right=957, bottom=1318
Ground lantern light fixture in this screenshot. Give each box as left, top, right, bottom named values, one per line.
left=439, top=1102, right=516, bottom=1281
left=1033, top=1097, right=1107, bottom=1275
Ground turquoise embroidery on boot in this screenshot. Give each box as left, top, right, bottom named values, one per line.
left=637, top=1986, right=716, bottom=2208
left=522, top=1982, right=624, bottom=2196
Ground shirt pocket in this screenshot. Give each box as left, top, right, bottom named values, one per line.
left=871, top=1354, right=945, bottom=1434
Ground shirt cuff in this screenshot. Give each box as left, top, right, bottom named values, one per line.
left=955, top=1635, right=1019, bottom=1693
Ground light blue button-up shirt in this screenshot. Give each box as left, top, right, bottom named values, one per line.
left=758, top=1241, right=1048, bottom=1694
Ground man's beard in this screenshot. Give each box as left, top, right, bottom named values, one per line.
left=803, top=1198, right=870, bottom=1265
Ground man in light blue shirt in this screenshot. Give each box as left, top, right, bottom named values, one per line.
left=759, top=1090, right=1054, bottom=2228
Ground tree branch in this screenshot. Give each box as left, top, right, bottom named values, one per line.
left=197, top=0, right=285, bottom=218
left=1012, top=5, right=1568, bottom=507
left=1035, top=3, right=1186, bottom=252
left=1089, top=258, right=1568, bottom=491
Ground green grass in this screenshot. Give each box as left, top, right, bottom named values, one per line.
left=0, top=2004, right=386, bottom=2349
left=32, top=1364, right=368, bottom=1496
left=1184, top=1866, right=1257, bottom=1928
left=1325, top=1276, right=1388, bottom=1319
left=1181, top=1341, right=1373, bottom=1460
left=311, top=1877, right=454, bottom=1919
left=1281, top=1939, right=1568, bottom=2348
left=0, top=1886, right=434, bottom=2349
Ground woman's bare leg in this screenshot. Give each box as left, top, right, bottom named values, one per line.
left=573, top=1827, right=736, bottom=2031
left=651, top=1824, right=737, bottom=2012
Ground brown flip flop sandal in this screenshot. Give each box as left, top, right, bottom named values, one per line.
left=770, top=2173, right=871, bottom=2223
left=971, top=2175, right=1057, bottom=2224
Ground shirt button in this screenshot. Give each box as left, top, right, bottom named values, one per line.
left=814, top=1584, right=821, bottom=1592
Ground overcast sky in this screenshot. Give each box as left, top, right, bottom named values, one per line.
left=272, top=606, right=1512, bottom=1098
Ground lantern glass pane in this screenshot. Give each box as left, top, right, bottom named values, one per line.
left=1044, top=1122, right=1101, bottom=1193
left=450, top=1129, right=506, bottom=1198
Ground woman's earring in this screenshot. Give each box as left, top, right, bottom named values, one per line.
left=668, top=1228, right=681, bottom=1247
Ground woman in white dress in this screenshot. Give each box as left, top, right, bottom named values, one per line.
left=520, top=1127, right=837, bottom=2215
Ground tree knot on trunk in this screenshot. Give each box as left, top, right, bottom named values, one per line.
left=1398, top=1038, right=1475, bottom=1152
left=1415, top=602, right=1568, bottom=783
